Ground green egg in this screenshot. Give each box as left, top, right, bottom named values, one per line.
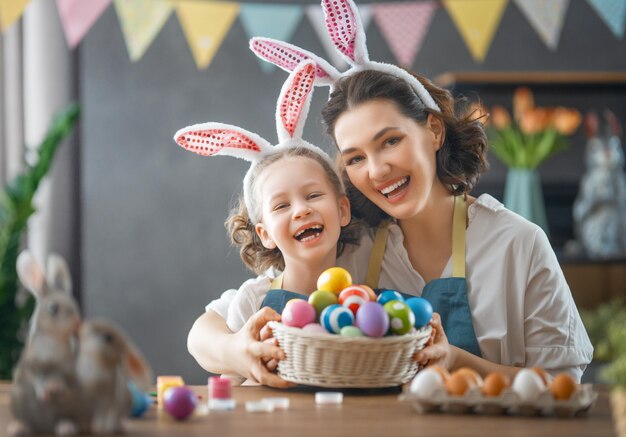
left=383, top=300, right=415, bottom=335
left=308, top=290, right=338, bottom=317
left=340, top=326, right=363, bottom=337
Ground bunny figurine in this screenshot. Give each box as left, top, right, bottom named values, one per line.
left=573, top=110, right=626, bottom=259
left=9, top=250, right=82, bottom=437
left=76, top=319, right=152, bottom=435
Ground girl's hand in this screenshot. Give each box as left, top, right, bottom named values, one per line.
left=414, top=312, right=456, bottom=371
left=230, top=307, right=294, bottom=388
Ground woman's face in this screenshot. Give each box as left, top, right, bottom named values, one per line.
left=334, top=98, right=444, bottom=220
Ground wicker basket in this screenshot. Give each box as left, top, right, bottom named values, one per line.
left=269, top=321, right=432, bottom=388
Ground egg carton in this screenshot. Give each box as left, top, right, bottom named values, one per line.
left=399, top=384, right=597, bottom=417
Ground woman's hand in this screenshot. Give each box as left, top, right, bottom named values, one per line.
left=228, top=307, right=294, bottom=388
left=414, top=312, right=456, bottom=371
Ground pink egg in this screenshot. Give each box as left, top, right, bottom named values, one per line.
left=339, top=286, right=371, bottom=315
left=302, top=323, right=328, bottom=334
left=281, top=299, right=316, bottom=328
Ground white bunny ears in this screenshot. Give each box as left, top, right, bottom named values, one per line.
left=174, top=60, right=334, bottom=223
left=250, top=0, right=440, bottom=113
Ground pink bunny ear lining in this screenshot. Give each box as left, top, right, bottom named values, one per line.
left=280, top=63, right=316, bottom=137
left=251, top=38, right=332, bottom=80
left=323, top=0, right=358, bottom=62
left=176, top=129, right=261, bottom=156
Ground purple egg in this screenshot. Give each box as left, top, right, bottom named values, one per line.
left=356, top=302, right=389, bottom=337
left=163, top=386, right=196, bottom=420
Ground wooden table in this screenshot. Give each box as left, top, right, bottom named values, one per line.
left=0, top=383, right=616, bottom=437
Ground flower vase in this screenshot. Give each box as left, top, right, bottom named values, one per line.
left=503, top=168, right=549, bottom=236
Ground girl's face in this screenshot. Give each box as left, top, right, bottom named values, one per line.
left=334, top=98, right=445, bottom=220
left=254, top=156, right=350, bottom=266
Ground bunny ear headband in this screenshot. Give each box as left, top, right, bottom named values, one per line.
left=174, top=60, right=335, bottom=223
left=250, top=0, right=440, bottom=113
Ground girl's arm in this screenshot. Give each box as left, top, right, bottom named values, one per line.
left=187, top=308, right=294, bottom=388
left=415, top=313, right=522, bottom=380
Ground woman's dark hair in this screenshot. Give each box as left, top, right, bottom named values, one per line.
left=322, top=70, right=489, bottom=227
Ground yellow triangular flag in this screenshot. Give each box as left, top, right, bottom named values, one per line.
left=443, top=0, right=508, bottom=62
left=114, top=0, right=173, bottom=62
left=0, top=0, right=31, bottom=31
left=175, top=1, right=239, bottom=70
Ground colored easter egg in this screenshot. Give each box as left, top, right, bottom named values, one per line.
left=163, top=386, right=196, bottom=421
left=308, top=290, right=338, bottom=317
left=320, top=304, right=354, bottom=333
left=383, top=300, right=415, bottom=335
left=338, top=286, right=370, bottom=315
left=302, top=323, right=328, bottom=334
left=281, top=299, right=316, bottom=328
left=359, top=284, right=377, bottom=301
left=405, top=297, right=433, bottom=327
left=317, top=267, right=352, bottom=294
left=340, top=325, right=363, bottom=337
left=376, top=290, right=404, bottom=306
left=128, top=381, right=152, bottom=417
left=355, top=302, right=389, bottom=338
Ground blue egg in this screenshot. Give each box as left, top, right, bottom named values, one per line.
left=321, top=304, right=354, bottom=334
left=405, top=297, right=433, bottom=327
left=376, top=290, right=404, bottom=306
left=128, top=381, right=153, bottom=417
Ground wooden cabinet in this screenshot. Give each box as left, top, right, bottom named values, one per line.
left=562, top=261, right=626, bottom=310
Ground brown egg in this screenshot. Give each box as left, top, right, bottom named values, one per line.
left=530, top=367, right=550, bottom=386
left=445, top=372, right=470, bottom=396
left=455, top=367, right=483, bottom=387
left=481, top=372, right=511, bottom=397
left=430, top=365, right=450, bottom=382
left=550, top=373, right=577, bottom=400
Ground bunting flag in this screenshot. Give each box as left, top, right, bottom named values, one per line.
left=443, top=0, right=507, bottom=62
left=113, top=0, right=173, bottom=62
left=239, top=3, right=303, bottom=73
left=56, top=0, right=112, bottom=48
left=175, top=1, right=239, bottom=69
left=0, top=0, right=30, bottom=31
left=586, top=0, right=626, bottom=39
left=513, top=0, right=570, bottom=50
left=305, top=4, right=372, bottom=70
left=373, top=1, right=437, bottom=69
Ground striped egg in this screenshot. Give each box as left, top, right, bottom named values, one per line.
left=376, top=290, right=404, bottom=306
left=338, top=285, right=370, bottom=315
left=320, top=304, right=354, bottom=334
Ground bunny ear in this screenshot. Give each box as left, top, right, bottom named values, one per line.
left=47, top=254, right=72, bottom=296
left=250, top=37, right=340, bottom=87
left=275, top=61, right=316, bottom=142
left=321, top=0, right=369, bottom=65
left=17, top=250, right=48, bottom=299
left=122, top=338, right=153, bottom=392
left=174, top=123, right=272, bottom=163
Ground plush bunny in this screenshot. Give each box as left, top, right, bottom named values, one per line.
left=9, top=250, right=82, bottom=437
left=76, top=319, right=152, bottom=435
left=573, top=110, right=626, bottom=259
left=174, top=60, right=327, bottom=223
left=248, top=0, right=439, bottom=112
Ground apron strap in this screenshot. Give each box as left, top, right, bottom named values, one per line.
left=270, top=273, right=284, bottom=290
left=452, top=195, right=467, bottom=278
left=365, top=220, right=390, bottom=289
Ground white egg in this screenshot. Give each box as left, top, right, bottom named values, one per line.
left=409, top=368, right=444, bottom=398
left=512, top=368, right=546, bottom=403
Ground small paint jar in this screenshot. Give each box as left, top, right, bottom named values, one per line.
left=208, top=376, right=236, bottom=410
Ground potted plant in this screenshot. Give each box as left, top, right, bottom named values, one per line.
left=0, top=103, right=80, bottom=380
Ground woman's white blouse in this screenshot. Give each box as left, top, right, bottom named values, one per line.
left=207, top=194, right=593, bottom=381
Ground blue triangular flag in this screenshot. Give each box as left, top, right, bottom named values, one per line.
left=586, top=0, right=626, bottom=39
left=240, top=3, right=304, bottom=73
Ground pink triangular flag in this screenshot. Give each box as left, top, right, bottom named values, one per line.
left=373, top=1, right=437, bottom=68
left=56, top=0, right=112, bottom=48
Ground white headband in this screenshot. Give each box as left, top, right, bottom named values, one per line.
left=249, top=0, right=440, bottom=112
left=174, top=61, right=337, bottom=223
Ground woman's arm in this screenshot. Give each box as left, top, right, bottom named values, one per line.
left=416, top=313, right=522, bottom=379
left=187, top=308, right=294, bottom=388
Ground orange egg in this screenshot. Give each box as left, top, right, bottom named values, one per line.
left=481, top=372, right=511, bottom=397
left=445, top=372, right=470, bottom=396
left=550, top=373, right=577, bottom=400
left=455, top=367, right=483, bottom=387
left=429, top=365, right=450, bottom=382
left=359, top=284, right=377, bottom=301
left=530, top=367, right=550, bottom=386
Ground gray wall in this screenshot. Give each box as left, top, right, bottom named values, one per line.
left=80, top=1, right=626, bottom=383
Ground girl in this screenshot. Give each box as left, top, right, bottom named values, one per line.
left=178, top=61, right=364, bottom=387
left=194, top=0, right=592, bottom=384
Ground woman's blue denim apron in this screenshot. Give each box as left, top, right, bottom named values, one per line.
left=260, top=196, right=480, bottom=357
